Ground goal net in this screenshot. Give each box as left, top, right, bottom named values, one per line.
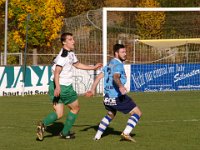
left=63, top=7, right=200, bottom=92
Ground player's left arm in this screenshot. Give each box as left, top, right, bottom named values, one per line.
left=73, top=62, right=102, bottom=70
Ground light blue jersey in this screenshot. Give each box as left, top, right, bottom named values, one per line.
left=103, top=58, right=127, bottom=98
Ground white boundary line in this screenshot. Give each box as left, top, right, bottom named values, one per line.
left=142, top=119, right=200, bottom=123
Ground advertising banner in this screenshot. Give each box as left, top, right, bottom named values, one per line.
left=131, top=64, right=200, bottom=92
left=0, top=66, right=51, bottom=96
left=0, top=66, right=102, bottom=96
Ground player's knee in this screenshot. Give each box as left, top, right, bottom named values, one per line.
left=107, top=111, right=116, bottom=119
left=137, top=109, right=142, bottom=117
left=56, top=112, right=64, bottom=119
left=71, top=105, right=80, bottom=114
left=76, top=105, right=80, bottom=113
left=130, top=107, right=142, bottom=117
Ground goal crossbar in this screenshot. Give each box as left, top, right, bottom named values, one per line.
left=138, top=38, right=200, bottom=49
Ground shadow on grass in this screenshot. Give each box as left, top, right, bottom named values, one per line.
left=40, top=123, right=94, bottom=139
left=37, top=122, right=135, bottom=141
left=80, top=123, right=136, bottom=138
left=44, top=122, right=64, bottom=138
left=36, top=122, right=64, bottom=141
left=45, top=122, right=64, bottom=136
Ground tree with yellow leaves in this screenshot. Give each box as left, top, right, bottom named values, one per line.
left=0, top=0, right=64, bottom=51
left=0, top=0, right=6, bottom=51
left=0, top=0, right=5, bottom=6
left=135, top=0, right=165, bottom=39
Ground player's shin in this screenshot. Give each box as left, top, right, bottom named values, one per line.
left=42, top=112, right=58, bottom=126
left=61, top=111, right=77, bottom=136
left=94, top=115, right=112, bottom=140
left=123, top=113, right=140, bottom=135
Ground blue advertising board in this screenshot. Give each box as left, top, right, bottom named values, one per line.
left=130, top=64, right=200, bottom=92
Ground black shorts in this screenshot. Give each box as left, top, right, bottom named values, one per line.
left=103, top=95, right=136, bottom=114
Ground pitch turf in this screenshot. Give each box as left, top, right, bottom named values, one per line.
left=0, top=91, right=200, bottom=150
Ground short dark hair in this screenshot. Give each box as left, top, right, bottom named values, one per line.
left=61, top=32, right=73, bottom=44
left=113, top=44, right=125, bottom=56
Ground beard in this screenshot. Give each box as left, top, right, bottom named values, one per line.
left=118, top=55, right=126, bottom=62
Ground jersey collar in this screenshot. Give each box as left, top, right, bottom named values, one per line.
left=63, top=48, right=72, bottom=52
left=114, top=58, right=124, bottom=64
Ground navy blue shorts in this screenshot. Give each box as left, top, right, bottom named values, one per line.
left=103, top=95, right=136, bottom=114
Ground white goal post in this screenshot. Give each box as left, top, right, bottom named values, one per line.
left=102, top=7, right=200, bottom=66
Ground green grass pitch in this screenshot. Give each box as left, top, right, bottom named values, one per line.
left=0, top=91, right=200, bottom=150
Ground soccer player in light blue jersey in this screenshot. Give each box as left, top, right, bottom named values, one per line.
left=85, top=44, right=142, bottom=142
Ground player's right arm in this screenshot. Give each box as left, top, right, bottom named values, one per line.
left=73, top=62, right=102, bottom=70
left=85, top=72, right=104, bottom=97
left=113, top=63, right=127, bottom=95
left=54, top=65, right=62, bottom=97
left=113, top=73, right=127, bottom=95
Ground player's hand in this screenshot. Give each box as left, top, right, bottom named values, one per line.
left=54, top=87, right=60, bottom=97
left=119, top=86, right=127, bottom=95
left=53, top=96, right=59, bottom=105
left=94, top=63, right=103, bottom=70
left=85, top=91, right=94, bottom=97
